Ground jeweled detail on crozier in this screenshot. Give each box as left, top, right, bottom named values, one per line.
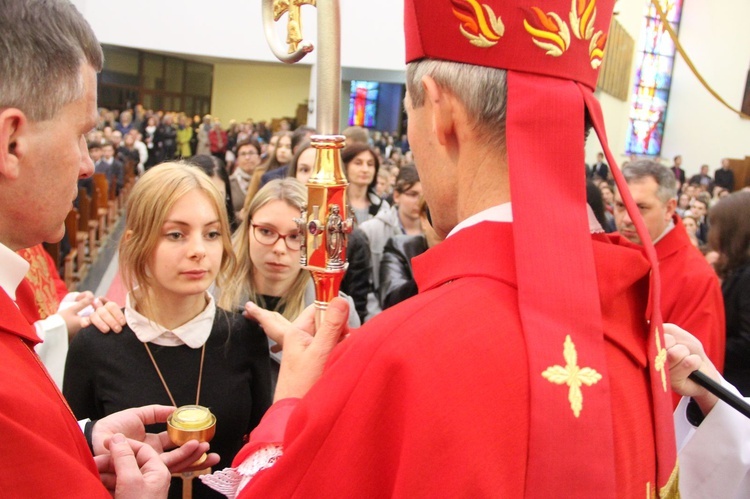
left=523, top=7, right=571, bottom=57
left=569, top=0, right=597, bottom=40
left=542, top=335, right=602, bottom=417
left=451, top=0, right=504, bottom=48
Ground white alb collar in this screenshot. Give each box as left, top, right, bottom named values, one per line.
left=126, top=291, right=216, bottom=348
left=0, top=242, right=30, bottom=301
left=447, top=203, right=604, bottom=238
left=448, top=203, right=513, bottom=238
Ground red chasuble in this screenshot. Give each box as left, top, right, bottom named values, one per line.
left=614, top=215, right=725, bottom=407
left=653, top=216, right=724, bottom=371
left=235, top=223, right=661, bottom=497
left=0, top=291, right=108, bottom=497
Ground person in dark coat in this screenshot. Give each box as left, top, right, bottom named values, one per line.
left=709, top=191, right=750, bottom=395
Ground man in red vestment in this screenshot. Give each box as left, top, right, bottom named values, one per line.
left=0, top=1, right=215, bottom=496
left=205, top=0, right=679, bottom=497
left=614, top=160, right=726, bottom=391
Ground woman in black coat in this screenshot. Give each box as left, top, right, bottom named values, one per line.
left=710, top=191, right=750, bottom=395
left=379, top=198, right=443, bottom=309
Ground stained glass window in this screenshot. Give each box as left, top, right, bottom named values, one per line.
left=348, top=81, right=379, bottom=128
left=625, top=1, right=684, bottom=156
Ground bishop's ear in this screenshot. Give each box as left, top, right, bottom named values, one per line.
left=0, top=108, right=27, bottom=180
left=420, top=75, right=456, bottom=147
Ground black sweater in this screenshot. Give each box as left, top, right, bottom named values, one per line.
left=723, top=263, right=750, bottom=396
left=63, top=310, right=273, bottom=498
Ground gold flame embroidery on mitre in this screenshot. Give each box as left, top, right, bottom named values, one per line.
left=589, top=31, right=607, bottom=69
left=570, top=0, right=597, bottom=40
left=524, top=7, right=571, bottom=57
left=451, top=0, right=504, bottom=48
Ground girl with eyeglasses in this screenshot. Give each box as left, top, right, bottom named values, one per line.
left=219, top=178, right=360, bottom=329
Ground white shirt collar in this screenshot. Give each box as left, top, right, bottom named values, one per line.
left=448, top=203, right=513, bottom=238
left=447, top=203, right=604, bottom=238
left=125, top=291, right=216, bottom=348
left=653, top=218, right=676, bottom=245
left=0, top=242, right=30, bottom=301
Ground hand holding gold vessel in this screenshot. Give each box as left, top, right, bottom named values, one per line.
left=166, top=405, right=217, bottom=467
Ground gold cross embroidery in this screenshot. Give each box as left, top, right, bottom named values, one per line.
left=654, top=326, right=668, bottom=392
left=273, top=0, right=317, bottom=53
left=646, top=461, right=681, bottom=498
left=542, top=335, right=602, bottom=417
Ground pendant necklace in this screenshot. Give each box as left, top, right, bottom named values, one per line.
left=144, top=342, right=206, bottom=407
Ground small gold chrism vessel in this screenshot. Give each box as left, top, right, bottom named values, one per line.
left=166, top=405, right=216, bottom=466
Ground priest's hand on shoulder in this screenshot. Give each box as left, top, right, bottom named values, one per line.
left=92, top=405, right=220, bottom=473
left=81, top=297, right=126, bottom=333
left=244, top=297, right=350, bottom=401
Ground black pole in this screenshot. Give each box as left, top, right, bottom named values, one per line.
left=689, top=370, right=750, bottom=420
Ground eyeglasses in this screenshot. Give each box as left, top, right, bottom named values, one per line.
left=250, top=223, right=303, bottom=250
left=238, top=150, right=259, bottom=157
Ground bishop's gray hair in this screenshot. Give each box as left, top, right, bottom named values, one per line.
left=406, top=59, right=507, bottom=151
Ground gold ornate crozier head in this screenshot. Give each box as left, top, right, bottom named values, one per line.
left=272, top=0, right=317, bottom=53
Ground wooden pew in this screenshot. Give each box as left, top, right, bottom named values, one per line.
left=64, top=210, right=81, bottom=289
left=92, top=173, right=111, bottom=241
left=78, top=188, right=98, bottom=262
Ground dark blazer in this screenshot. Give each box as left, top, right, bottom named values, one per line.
left=379, top=234, right=429, bottom=309
left=671, top=165, right=686, bottom=185
left=722, top=263, right=750, bottom=395
left=260, top=164, right=289, bottom=187
left=94, top=158, right=124, bottom=193
left=592, top=161, right=609, bottom=180
left=340, top=228, right=373, bottom=324
left=696, top=219, right=709, bottom=244
left=715, top=168, right=736, bottom=191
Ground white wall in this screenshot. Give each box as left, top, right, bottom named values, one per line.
left=660, top=0, right=750, bottom=177
left=71, top=0, right=404, bottom=70
left=587, top=0, right=750, bottom=176
left=585, top=0, right=647, bottom=166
